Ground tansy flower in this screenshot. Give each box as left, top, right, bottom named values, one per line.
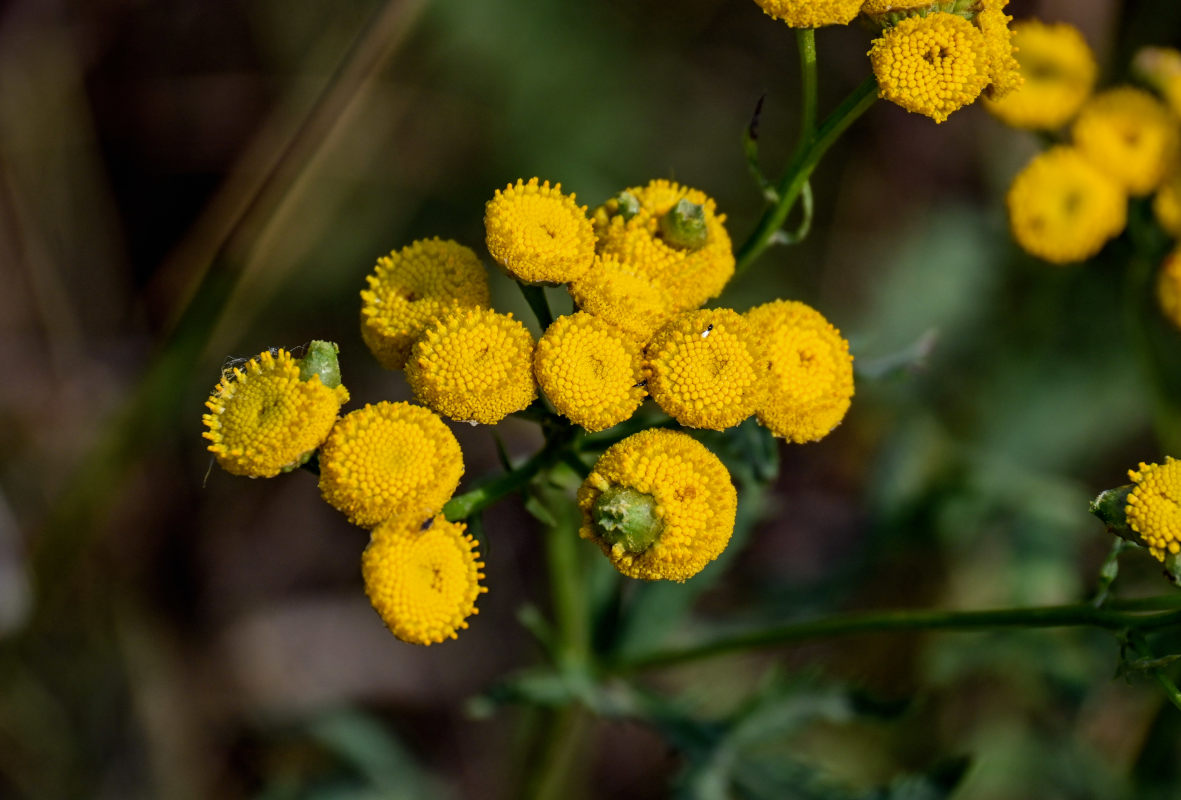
left=644, top=308, right=766, bottom=431
left=318, top=402, right=464, bottom=528
left=406, top=307, right=537, bottom=424
left=485, top=178, right=596, bottom=285
left=203, top=348, right=349, bottom=478
left=1072, top=87, right=1180, bottom=196
left=1126, top=457, right=1181, bottom=563
left=1158, top=250, right=1181, bottom=331
left=751, top=0, right=861, bottom=27
left=360, top=238, right=490, bottom=370
left=869, top=12, right=992, bottom=124
left=976, top=0, right=1022, bottom=98
left=578, top=429, right=737, bottom=582
left=568, top=254, right=674, bottom=342
left=362, top=514, right=487, bottom=645
left=1155, top=167, right=1181, bottom=237
left=984, top=21, right=1097, bottom=130
left=534, top=312, right=646, bottom=432
left=1006, top=146, right=1127, bottom=264
left=746, top=300, right=854, bottom=443
left=860, top=0, right=933, bottom=16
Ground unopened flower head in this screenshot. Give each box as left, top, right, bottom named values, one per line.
left=406, top=307, right=537, bottom=425
left=1158, top=250, right=1181, bottom=332
left=360, top=238, right=490, bottom=370
left=578, top=429, right=737, bottom=582
left=869, top=12, right=992, bottom=124
left=568, top=254, right=675, bottom=342
left=984, top=21, right=1097, bottom=130
left=976, top=0, right=1022, bottom=98
left=644, top=308, right=766, bottom=431
left=1155, top=167, right=1181, bottom=238
left=1072, top=87, right=1180, bottom=196
left=534, top=312, right=646, bottom=432
left=485, top=178, right=596, bottom=285
left=1007, top=146, right=1127, bottom=264
left=362, top=514, right=487, bottom=645
left=1126, top=457, right=1181, bottom=563
left=318, top=402, right=464, bottom=528
left=203, top=347, right=349, bottom=478
left=751, top=0, right=861, bottom=28
left=746, top=300, right=854, bottom=443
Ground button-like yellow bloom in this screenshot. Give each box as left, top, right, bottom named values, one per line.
left=534, top=312, right=646, bottom=432
left=362, top=514, right=487, bottom=645
left=1158, top=250, right=1181, bottom=332
left=578, top=429, right=737, bottom=582
left=860, top=0, right=932, bottom=16
left=318, top=402, right=464, bottom=528
left=1155, top=167, right=1181, bottom=238
left=203, top=348, right=349, bottom=478
left=594, top=180, right=734, bottom=313
left=746, top=300, right=854, bottom=443
left=977, top=0, right=1022, bottom=98
left=1126, top=457, right=1181, bottom=562
left=569, top=254, right=674, bottom=343
left=360, top=238, right=490, bottom=370
left=1072, top=87, right=1180, bottom=196
left=1007, top=146, right=1127, bottom=264
left=406, top=308, right=537, bottom=424
left=752, top=0, right=861, bottom=27
left=984, top=21, right=1097, bottom=130
left=645, top=309, right=766, bottom=431
left=484, top=178, right=596, bottom=285
left=869, top=12, right=992, bottom=124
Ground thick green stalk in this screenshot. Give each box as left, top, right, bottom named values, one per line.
left=443, top=430, right=579, bottom=521
left=519, top=282, right=555, bottom=330
left=797, top=28, right=817, bottom=146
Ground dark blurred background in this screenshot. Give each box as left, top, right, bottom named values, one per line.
left=3, top=0, right=1181, bottom=798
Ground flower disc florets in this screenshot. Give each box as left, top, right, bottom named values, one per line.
left=644, top=308, right=766, bottom=431
left=976, top=0, right=1021, bottom=98
left=406, top=307, right=537, bottom=424
left=568, top=254, right=674, bottom=342
left=485, top=178, right=596, bottom=285
left=318, top=402, right=464, bottom=528
left=578, top=429, right=737, bottom=582
left=362, top=514, right=487, bottom=645
left=534, top=312, right=646, bottom=432
left=752, top=0, right=862, bottom=28
left=203, top=348, right=349, bottom=478
left=360, top=238, right=490, bottom=370
left=1126, top=458, right=1181, bottom=562
left=983, top=21, right=1097, bottom=130
left=746, top=300, right=854, bottom=443
left=1072, top=87, right=1180, bottom=196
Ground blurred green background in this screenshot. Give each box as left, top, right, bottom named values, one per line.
left=2, top=0, right=1181, bottom=797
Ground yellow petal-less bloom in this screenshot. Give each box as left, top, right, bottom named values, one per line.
left=578, top=429, right=737, bottom=582
left=406, top=307, right=537, bottom=424
left=644, top=308, right=766, bottom=431
left=752, top=0, right=861, bottom=27
left=1072, top=87, right=1180, bottom=196
left=1007, top=146, right=1127, bottom=264
left=360, top=238, right=490, bottom=370
left=568, top=254, right=674, bottom=342
left=362, top=514, right=487, bottom=645
left=869, top=12, right=992, bottom=124
left=535, top=312, right=646, bottom=432
left=1155, top=167, right=1181, bottom=237
left=1126, top=457, right=1181, bottom=562
left=746, top=300, right=854, bottom=443
left=983, top=21, right=1097, bottom=130
left=977, top=0, right=1022, bottom=98
left=1158, top=250, right=1181, bottom=332
left=318, top=402, right=464, bottom=528
left=860, top=0, right=932, bottom=15
left=485, top=178, right=596, bottom=285
left=203, top=349, right=349, bottom=478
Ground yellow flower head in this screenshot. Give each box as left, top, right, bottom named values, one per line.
left=751, top=0, right=861, bottom=27
left=578, top=429, right=737, bottom=582
left=869, top=12, right=992, bottom=124
left=1155, top=166, right=1181, bottom=237
left=1158, top=250, right=1181, bottom=332
left=594, top=180, right=734, bottom=312
left=984, top=20, right=1097, bottom=130
left=976, top=0, right=1022, bottom=98
left=860, top=0, right=932, bottom=15
left=203, top=348, right=349, bottom=478
left=568, top=254, right=675, bottom=342
left=362, top=514, right=487, bottom=645
left=644, top=308, right=766, bottom=431
left=360, top=238, right=491, bottom=370
left=746, top=300, right=854, bottom=443
left=1072, top=87, right=1180, bottom=196
left=534, top=312, right=646, bottom=433
left=318, top=402, right=464, bottom=528
left=1006, top=146, right=1127, bottom=264
left=485, top=178, right=596, bottom=285
left=1126, top=457, right=1181, bottom=562
left=406, top=307, right=537, bottom=424
left=1134, top=46, right=1181, bottom=117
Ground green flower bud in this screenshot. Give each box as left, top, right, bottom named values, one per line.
left=299, top=340, right=343, bottom=388
left=592, top=486, right=662, bottom=553
left=659, top=198, right=708, bottom=251
left=1089, top=485, right=1138, bottom=543
left=615, top=191, right=641, bottom=221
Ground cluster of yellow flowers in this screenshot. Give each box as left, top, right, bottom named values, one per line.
left=1126, top=457, right=1181, bottom=564
left=753, top=0, right=1021, bottom=124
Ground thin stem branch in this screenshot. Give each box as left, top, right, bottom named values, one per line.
left=520, top=283, right=555, bottom=330
left=443, top=429, right=579, bottom=521
left=796, top=28, right=818, bottom=146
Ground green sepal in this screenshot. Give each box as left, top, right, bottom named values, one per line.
left=1089, top=485, right=1139, bottom=544
left=659, top=198, right=708, bottom=251
left=592, top=486, right=662, bottom=553
left=298, top=340, right=343, bottom=388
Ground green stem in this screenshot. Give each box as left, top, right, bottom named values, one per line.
left=617, top=603, right=1181, bottom=672
left=1131, top=638, right=1181, bottom=712
left=797, top=28, right=817, bottom=145
left=1106, top=595, right=1181, bottom=612
left=443, top=429, right=579, bottom=521
left=519, top=282, right=555, bottom=330
left=734, top=76, right=878, bottom=277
